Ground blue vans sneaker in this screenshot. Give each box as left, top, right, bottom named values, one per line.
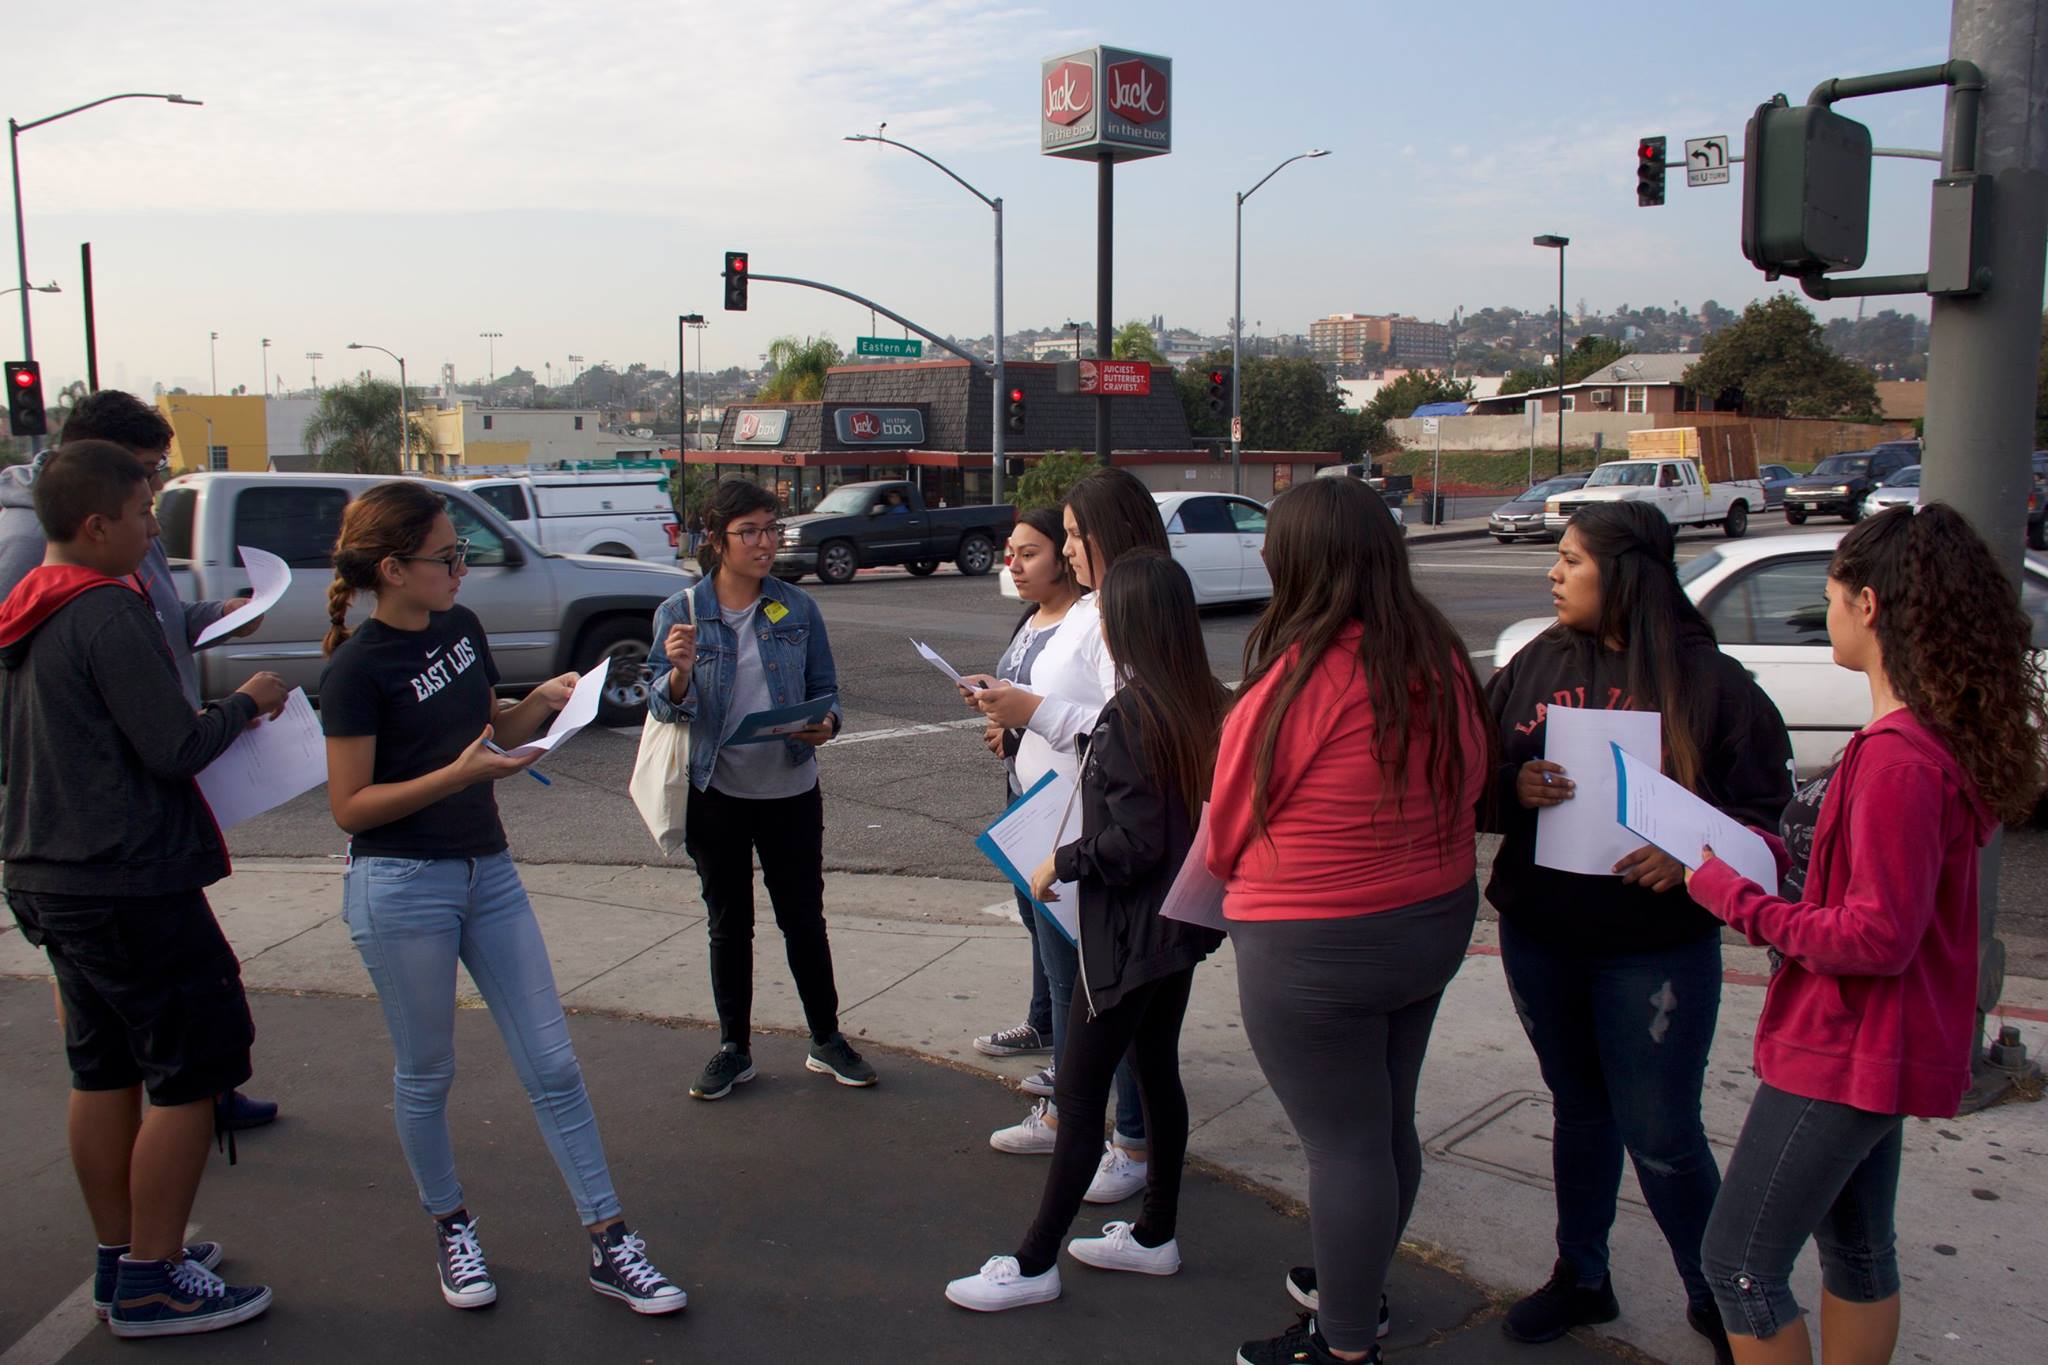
left=94, top=1241, right=223, bottom=1320
left=108, top=1256, right=271, bottom=1338
left=589, top=1223, right=686, bottom=1315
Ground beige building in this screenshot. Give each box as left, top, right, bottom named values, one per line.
left=421, top=405, right=625, bottom=469
left=1310, top=313, right=1452, bottom=368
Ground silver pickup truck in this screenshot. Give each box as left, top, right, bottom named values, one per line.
left=158, top=472, right=689, bottom=725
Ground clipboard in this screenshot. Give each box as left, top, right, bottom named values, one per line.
left=725, top=693, right=836, bottom=745
left=975, top=769, right=1084, bottom=943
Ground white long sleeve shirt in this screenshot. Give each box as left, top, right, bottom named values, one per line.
left=1014, top=593, right=1116, bottom=793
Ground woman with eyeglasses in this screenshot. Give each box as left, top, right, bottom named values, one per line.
left=319, top=481, right=687, bottom=1316
left=647, top=478, right=875, bottom=1101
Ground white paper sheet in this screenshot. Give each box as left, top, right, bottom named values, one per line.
left=1535, top=706, right=1662, bottom=875
left=976, top=770, right=1080, bottom=942
left=1612, top=744, right=1779, bottom=892
left=194, top=545, right=291, bottom=647
left=911, top=639, right=983, bottom=690
left=502, top=666, right=607, bottom=758
left=196, top=688, right=328, bottom=829
left=1160, top=804, right=1227, bottom=931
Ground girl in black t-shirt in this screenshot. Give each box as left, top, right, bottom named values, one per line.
left=318, top=481, right=685, bottom=1316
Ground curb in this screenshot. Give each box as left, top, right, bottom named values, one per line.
left=1405, top=525, right=1496, bottom=545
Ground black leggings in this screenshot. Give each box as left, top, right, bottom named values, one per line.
left=1015, top=969, right=1196, bottom=1276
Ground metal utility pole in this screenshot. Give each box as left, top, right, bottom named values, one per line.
left=480, top=331, right=501, bottom=387
left=1234, top=150, right=1331, bottom=494
left=80, top=243, right=97, bottom=391
left=260, top=337, right=270, bottom=397
left=1096, top=156, right=1113, bottom=465
left=1534, top=235, right=1570, bottom=475
left=209, top=330, right=218, bottom=394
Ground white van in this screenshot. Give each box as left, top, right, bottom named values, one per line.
left=458, top=471, right=679, bottom=560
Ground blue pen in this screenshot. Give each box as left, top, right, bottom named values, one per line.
left=484, top=739, right=552, bottom=785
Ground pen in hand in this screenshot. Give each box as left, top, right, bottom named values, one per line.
left=484, top=739, right=552, bottom=786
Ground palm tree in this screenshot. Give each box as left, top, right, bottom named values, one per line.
left=756, top=336, right=843, bottom=401
left=302, top=377, right=435, bottom=474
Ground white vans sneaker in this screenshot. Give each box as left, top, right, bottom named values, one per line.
left=989, top=1098, right=1059, bottom=1154
left=944, top=1256, right=1061, bottom=1311
left=1083, top=1143, right=1148, bottom=1203
left=1065, top=1221, right=1181, bottom=1276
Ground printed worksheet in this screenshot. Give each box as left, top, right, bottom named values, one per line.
left=976, top=770, right=1081, bottom=942
left=195, top=546, right=291, bottom=647
left=196, top=688, right=327, bottom=829
left=1612, top=743, right=1778, bottom=892
left=1535, top=706, right=1662, bottom=875
left=503, top=665, right=608, bottom=758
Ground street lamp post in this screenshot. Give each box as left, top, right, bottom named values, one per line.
left=1234, top=150, right=1330, bottom=496
left=209, top=330, right=219, bottom=395
left=260, top=337, right=270, bottom=396
left=677, top=313, right=705, bottom=451
left=1533, top=235, right=1570, bottom=476
left=1067, top=320, right=1082, bottom=358
left=480, top=331, right=502, bottom=388
left=687, top=316, right=708, bottom=449
left=0, top=281, right=58, bottom=298
left=347, top=342, right=411, bottom=471
left=846, top=132, right=1006, bottom=503
left=306, top=351, right=323, bottom=390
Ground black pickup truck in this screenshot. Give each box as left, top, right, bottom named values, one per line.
left=772, top=481, right=1016, bottom=585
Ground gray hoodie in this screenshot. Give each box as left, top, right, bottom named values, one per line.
left=0, top=457, right=227, bottom=707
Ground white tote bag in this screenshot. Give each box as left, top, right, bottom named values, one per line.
left=629, top=712, right=692, bottom=855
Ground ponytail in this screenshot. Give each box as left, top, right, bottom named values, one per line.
left=323, top=481, right=446, bottom=657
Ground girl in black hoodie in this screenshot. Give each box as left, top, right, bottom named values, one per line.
left=1484, top=502, right=1791, bottom=1360
left=945, top=549, right=1229, bottom=1313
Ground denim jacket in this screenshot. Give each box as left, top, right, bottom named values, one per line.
left=646, top=574, right=841, bottom=793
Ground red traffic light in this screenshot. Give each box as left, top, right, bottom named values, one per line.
left=1209, top=371, right=1225, bottom=385
left=1639, top=141, right=1660, bottom=161
left=732, top=258, right=745, bottom=272
left=10, top=369, right=32, bottom=388
left=1009, top=388, right=1024, bottom=403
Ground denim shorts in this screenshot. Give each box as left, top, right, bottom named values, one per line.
left=1702, top=1082, right=1904, bottom=1338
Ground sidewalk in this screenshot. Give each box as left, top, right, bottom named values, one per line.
left=5, top=860, right=2042, bottom=1363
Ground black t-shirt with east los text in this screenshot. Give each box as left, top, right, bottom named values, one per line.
left=318, top=606, right=506, bottom=859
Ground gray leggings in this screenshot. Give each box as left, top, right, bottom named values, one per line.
left=1232, top=884, right=1477, bottom=1352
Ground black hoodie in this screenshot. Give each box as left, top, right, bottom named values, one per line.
left=0, top=566, right=257, bottom=895
left=1482, top=625, right=1794, bottom=953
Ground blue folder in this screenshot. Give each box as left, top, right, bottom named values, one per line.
left=974, top=770, right=1078, bottom=944
left=725, top=693, right=837, bottom=746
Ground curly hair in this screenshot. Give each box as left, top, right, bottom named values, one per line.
left=1831, top=504, right=2048, bottom=825
left=323, top=481, right=445, bottom=656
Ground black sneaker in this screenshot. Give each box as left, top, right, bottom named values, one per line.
left=806, top=1033, right=878, bottom=1087
left=435, top=1212, right=497, bottom=1308
left=589, top=1223, right=687, bottom=1315
left=689, top=1044, right=756, bottom=1101
left=1502, top=1259, right=1620, bottom=1343
left=1236, top=1313, right=1381, bottom=1365
left=974, top=1023, right=1051, bottom=1057
left=94, top=1241, right=222, bottom=1320
left=107, top=1257, right=272, bottom=1338
left=1687, top=1301, right=1736, bottom=1365
left=1284, top=1268, right=1389, bottom=1339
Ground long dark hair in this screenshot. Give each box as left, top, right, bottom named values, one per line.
left=1549, top=501, right=1716, bottom=789
left=324, top=481, right=444, bottom=657
left=1240, top=478, right=1490, bottom=845
left=1097, top=550, right=1231, bottom=822
left=699, top=478, right=779, bottom=577
left=1832, top=504, right=2048, bottom=824
left=1064, top=467, right=1167, bottom=585
left=1010, top=504, right=1077, bottom=631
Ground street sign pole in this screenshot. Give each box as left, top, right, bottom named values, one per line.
left=1096, top=154, right=1112, bottom=466
left=993, top=196, right=1005, bottom=503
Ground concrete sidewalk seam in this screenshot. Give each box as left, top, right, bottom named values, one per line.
left=559, top=920, right=702, bottom=998
left=839, top=935, right=970, bottom=1018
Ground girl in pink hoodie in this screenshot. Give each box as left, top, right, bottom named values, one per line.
left=1687, top=504, right=2046, bottom=1363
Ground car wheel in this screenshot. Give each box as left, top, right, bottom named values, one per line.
left=956, top=532, right=996, bottom=577
left=577, top=617, right=654, bottom=727
left=1723, top=502, right=1749, bottom=538
left=906, top=559, right=940, bottom=577
left=817, top=540, right=858, bottom=585
left=1785, top=509, right=1807, bottom=525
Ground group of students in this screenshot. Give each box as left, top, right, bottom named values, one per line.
left=3, top=405, right=2039, bottom=1363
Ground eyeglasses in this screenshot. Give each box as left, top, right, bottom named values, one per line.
left=396, top=538, right=470, bottom=574
left=150, top=457, right=172, bottom=477
left=723, top=523, right=785, bottom=546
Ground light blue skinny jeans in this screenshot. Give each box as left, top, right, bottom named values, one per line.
left=343, top=850, right=622, bottom=1225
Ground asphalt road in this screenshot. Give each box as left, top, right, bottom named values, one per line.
left=224, top=516, right=2048, bottom=979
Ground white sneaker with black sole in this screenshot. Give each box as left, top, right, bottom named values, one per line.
left=1083, top=1143, right=1148, bottom=1203
left=435, top=1214, right=497, bottom=1309
left=945, top=1255, right=1061, bottom=1311
left=989, top=1098, right=1059, bottom=1154
left=1065, top=1221, right=1181, bottom=1275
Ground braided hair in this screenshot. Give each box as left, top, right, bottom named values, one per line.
left=323, top=481, right=446, bottom=656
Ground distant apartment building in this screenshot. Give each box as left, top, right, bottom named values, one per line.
left=1310, top=313, right=1453, bottom=368
left=1029, top=332, right=1096, bottom=360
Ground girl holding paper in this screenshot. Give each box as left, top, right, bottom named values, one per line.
left=1483, top=501, right=1790, bottom=1359
left=644, top=478, right=872, bottom=1101
left=319, top=481, right=686, bottom=1316
left=945, top=550, right=1228, bottom=1313
left=1686, top=505, right=2044, bottom=1364
left=1211, top=477, right=1492, bottom=1365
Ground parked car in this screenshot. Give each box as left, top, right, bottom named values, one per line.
left=1759, top=463, right=1798, bottom=507
left=1488, top=476, right=1588, bottom=543
left=1493, top=531, right=2048, bottom=777
left=457, top=470, right=679, bottom=561
left=771, top=480, right=1013, bottom=585
left=1544, top=456, right=1761, bottom=538
left=1860, top=464, right=1922, bottom=519
left=1783, top=442, right=1918, bottom=524
left=1001, top=491, right=1277, bottom=607
left=158, top=472, right=690, bottom=726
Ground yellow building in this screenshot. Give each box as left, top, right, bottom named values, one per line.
left=159, top=395, right=270, bottom=473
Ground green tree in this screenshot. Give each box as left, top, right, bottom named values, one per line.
left=669, top=463, right=717, bottom=522
left=1111, top=320, right=1167, bottom=365
left=1683, top=296, right=1880, bottom=419
left=756, top=336, right=843, bottom=401
left=1173, top=354, right=1392, bottom=458
left=301, top=378, right=435, bottom=475
left=1365, top=369, right=1477, bottom=422
left=1013, top=448, right=1098, bottom=513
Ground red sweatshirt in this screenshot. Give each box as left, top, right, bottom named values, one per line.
left=1689, top=710, right=1992, bottom=1118
left=1207, top=623, right=1489, bottom=920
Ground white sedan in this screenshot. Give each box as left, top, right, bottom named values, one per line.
left=1002, top=491, right=1280, bottom=606
left=1494, top=532, right=2048, bottom=777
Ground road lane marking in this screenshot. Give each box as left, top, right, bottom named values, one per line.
left=1, top=1223, right=202, bottom=1365
left=828, top=717, right=987, bottom=746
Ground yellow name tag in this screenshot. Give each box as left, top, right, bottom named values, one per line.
left=762, top=600, right=789, bottom=624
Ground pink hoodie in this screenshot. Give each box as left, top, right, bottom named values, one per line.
left=1689, top=709, right=1993, bottom=1118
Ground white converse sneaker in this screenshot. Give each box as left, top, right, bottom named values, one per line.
left=1065, top=1221, right=1181, bottom=1276
left=944, top=1255, right=1061, bottom=1311
left=989, top=1098, right=1059, bottom=1154
left=1083, top=1142, right=1148, bottom=1204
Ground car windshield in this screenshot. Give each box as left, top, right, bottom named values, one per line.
left=813, top=485, right=887, bottom=515
left=1678, top=548, right=1724, bottom=587
left=1516, top=479, right=1577, bottom=502
left=1585, top=463, right=1657, bottom=487
left=1881, top=466, right=1921, bottom=488
left=1810, top=455, right=1870, bottom=477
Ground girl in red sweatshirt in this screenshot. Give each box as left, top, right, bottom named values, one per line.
left=1688, top=504, right=2045, bottom=1362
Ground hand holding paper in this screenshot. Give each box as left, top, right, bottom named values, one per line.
left=1534, top=707, right=1661, bottom=876
left=911, top=639, right=983, bottom=691
left=195, top=546, right=291, bottom=647
left=501, top=667, right=607, bottom=758
left=1611, top=743, right=1778, bottom=892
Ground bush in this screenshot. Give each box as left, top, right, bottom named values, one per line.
left=1013, top=448, right=1099, bottom=513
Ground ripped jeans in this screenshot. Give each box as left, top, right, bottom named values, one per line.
left=1500, top=919, right=1723, bottom=1310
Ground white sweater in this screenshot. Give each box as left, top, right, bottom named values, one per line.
left=1015, top=593, right=1116, bottom=792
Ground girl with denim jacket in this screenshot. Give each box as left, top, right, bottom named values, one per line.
left=645, top=478, right=874, bottom=1101
left=319, top=480, right=684, bottom=1317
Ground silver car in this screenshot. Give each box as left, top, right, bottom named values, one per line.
left=1860, top=464, right=1922, bottom=518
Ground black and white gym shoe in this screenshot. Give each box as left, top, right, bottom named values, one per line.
left=689, top=1044, right=757, bottom=1101
left=1285, top=1268, right=1389, bottom=1338
left=806, top=1033, right=878, bottom=1087
left=589, top=1223, right=686, bottom=1315
left=435, top=1212, right=497, bottom=1308
left=974, top=1023, right=1052, bottom=1057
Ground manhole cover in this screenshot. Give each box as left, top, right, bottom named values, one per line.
left=1426, top=1091, right=1737, bottom=1214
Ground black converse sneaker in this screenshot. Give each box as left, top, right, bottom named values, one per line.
left=689, top=1044, right=756, bottom=1101
left=435, top=1212, right=497, bottom=1308
left=1285, top=1267, right=1390, bottom=1338
left=589, top=1223, right=686, bottom=1315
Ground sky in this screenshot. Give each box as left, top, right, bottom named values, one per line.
left=6, top=0, right=1957, bottom=398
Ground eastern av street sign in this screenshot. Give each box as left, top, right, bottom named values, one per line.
left=855, top=336, right=924, bottom=359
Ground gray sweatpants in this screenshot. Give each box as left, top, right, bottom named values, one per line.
left=1231, top=883, right=1477, bottom=1351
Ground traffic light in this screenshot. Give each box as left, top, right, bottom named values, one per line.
left=723, top=251, right=749, bottom=311
left=5, top=361, right=46, bottom=437
left=1005, top=386, right=1027, bottom=435
left=1206, top=367, right=1229, bottom=418
left=1636, top=137, right=1666, bottom=207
